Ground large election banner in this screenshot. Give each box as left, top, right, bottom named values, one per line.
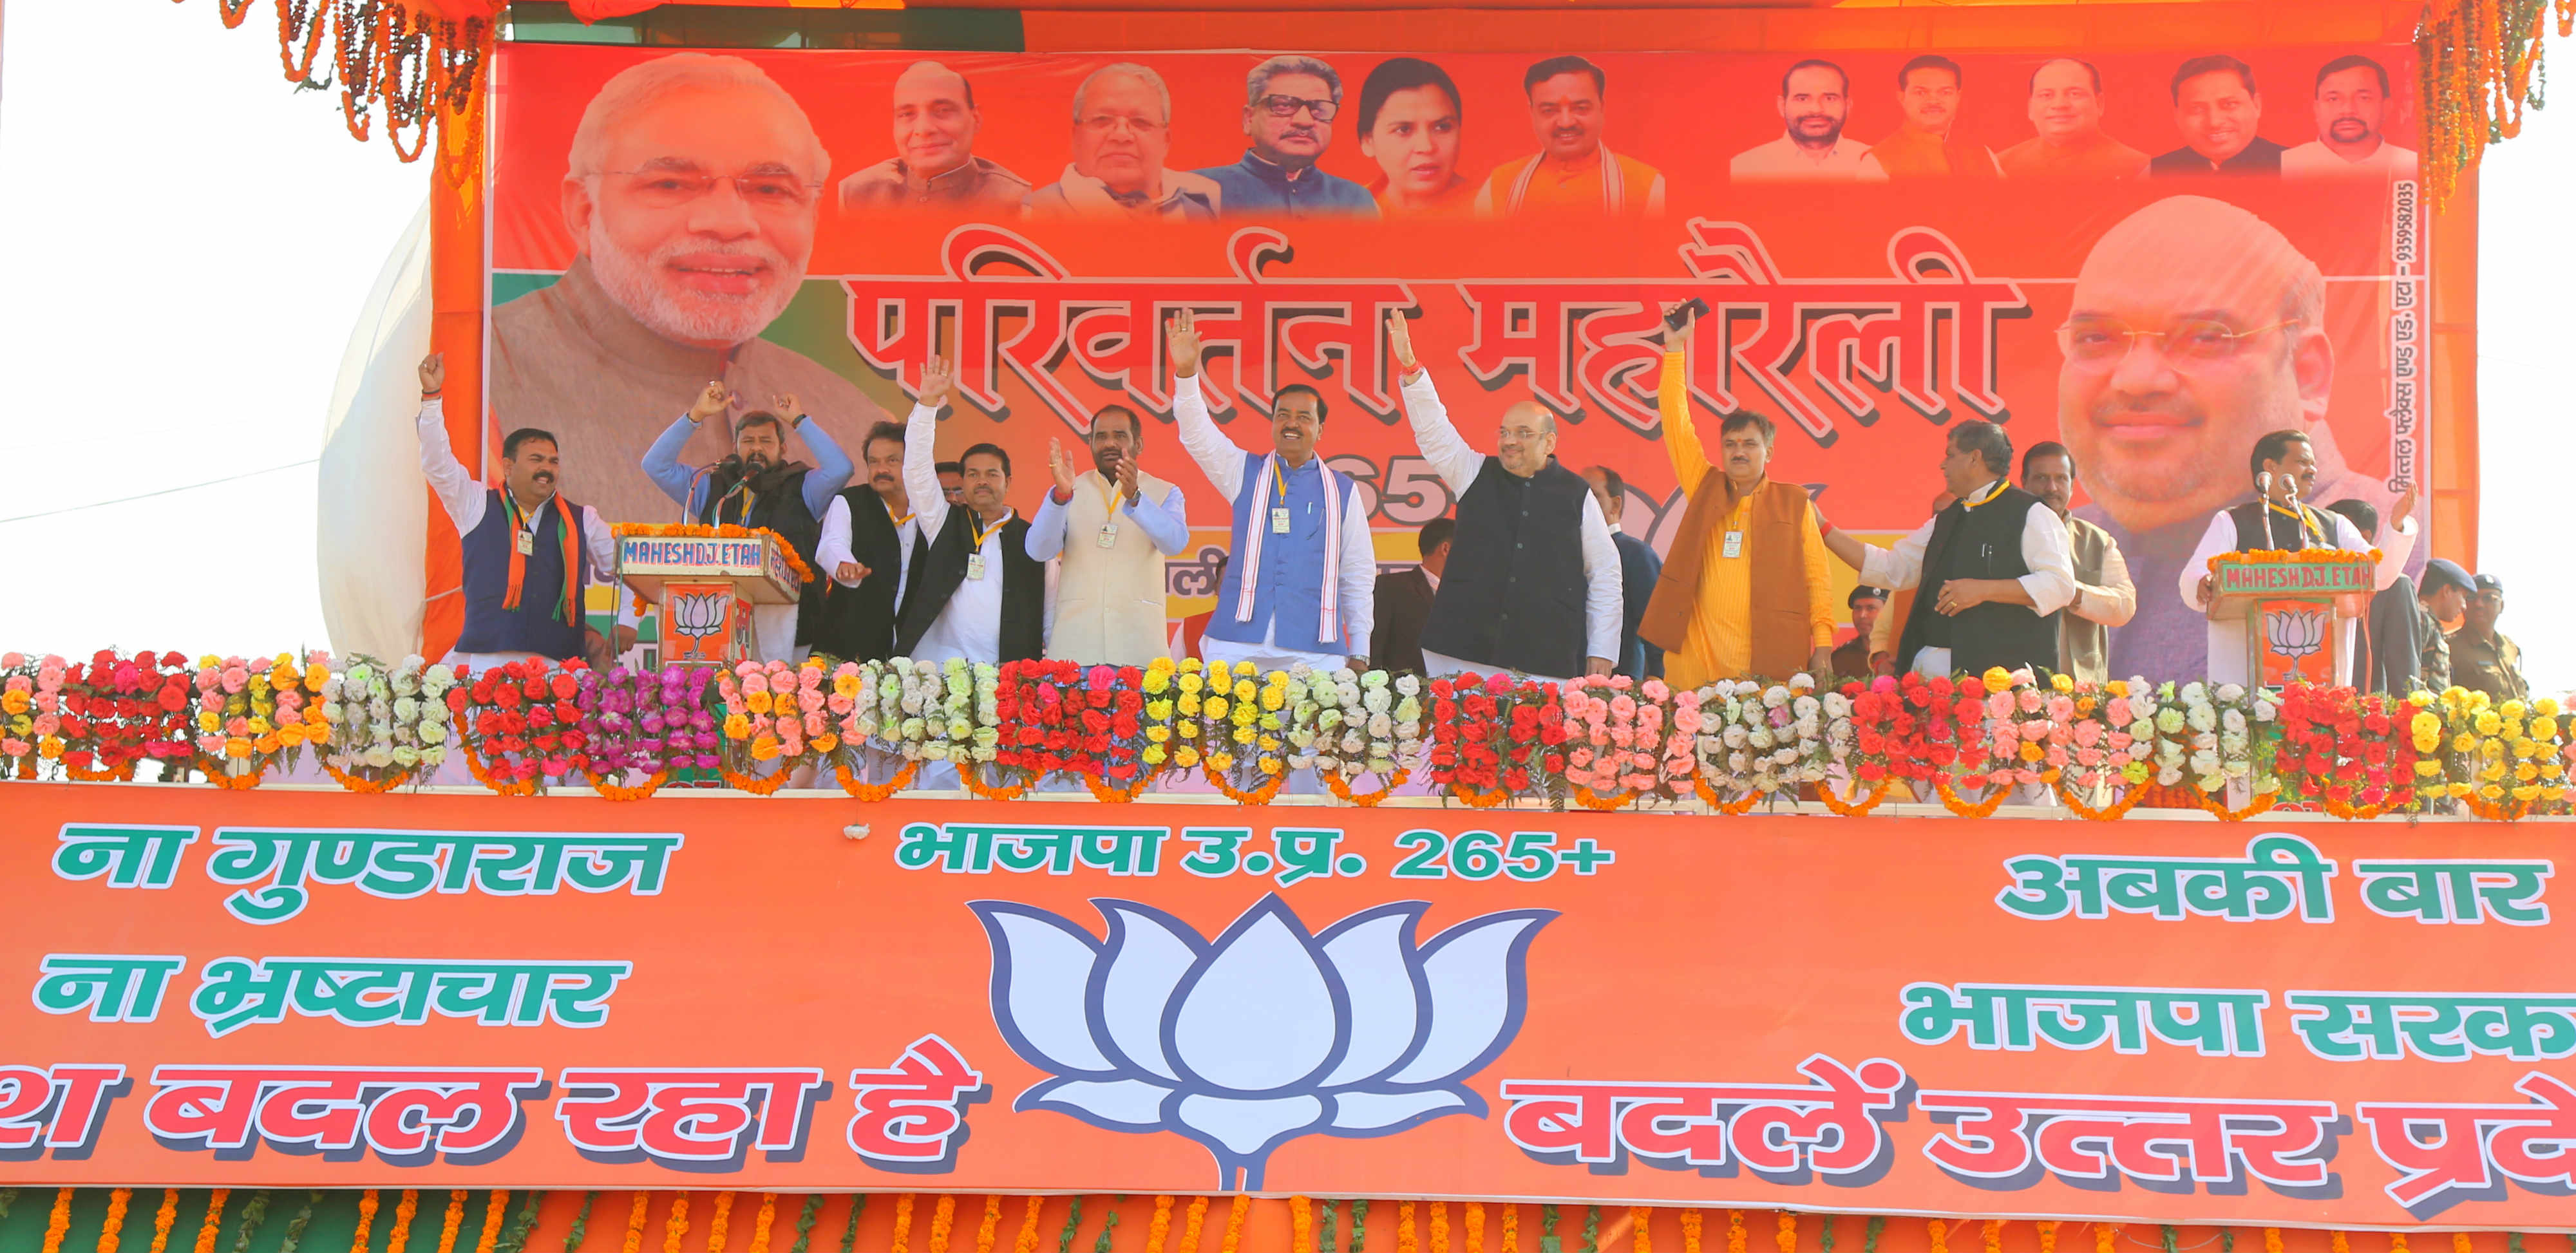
left=8, top=786, right=2573, bottom=1228
left=484, top=40, right=2429, bottom=683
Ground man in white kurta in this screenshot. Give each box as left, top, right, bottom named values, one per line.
left=2179, top=432, right=2407, bottom=688
left=1027, top=408, right=1189, bottom=668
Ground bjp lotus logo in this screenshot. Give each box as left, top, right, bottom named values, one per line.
left=2264, top=607, right=2327, bottom=661
left=668, top=592, right=728, bottom=641
left=972, top=894, right=1554, bottom=1188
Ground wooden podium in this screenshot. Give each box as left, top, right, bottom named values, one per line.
left=613, top=529, right=805, bottom=664
left=2204, top=550, right=2376, bottom=686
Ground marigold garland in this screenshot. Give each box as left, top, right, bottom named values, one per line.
left=1399, top=1201, right=1419, bottom=1253
left=1430, top=1202, right=1450, bottom=1253
left=1465, top=1203, right=1486, bottom=1253
left=1680, top=1211, right=1703, bottom=1253
left=41, top=1187, right=75, bottom=1253
left=1632, top=1209, right=1653, bottom=1253
left=891, top=1196, right=917, bottom=1253
left=1212, top=767, right=1289, bottom=806
left=152, top=1189, right=183, bottom=1253
left=1293, top=1198, right=1316, bottom=1253
left=478, top=1192, right=511, bottom=1253
left=100, top=1187, right=137, bottom=1253
left=718, top=766, right=792, bottom=796
left=1220, top=1196, right=1251, bottom=1253
left=959, top=765, right=1032, bottom=802
left=708, top=1193, right=736, bottom=1253
left=1728, top=1211, right=1748, bottom=1253
left=2054, top=777, right=2144, bottom=821
left=587, top=768, right=670, bottom=801
left=834, top=758, right=920, bottom=800
left=1781, top=1212, right=1799, bottom=1253
left=2389, top=1236, right=2410, bottom=1253
left=1013, top=1198, right=1045, bottom=1253
left=619, top=1193, right=650, bottom=1253
left=749, top=1196, right=779, bottom=1253
left=1452, top=780, right=1511, bottom=808
left=2450, top=1237, right=2471, bottom=1253
left=1324, top=767, right=1409, bottom=806
left=1145, top=1198, right=1175, bottom=1253
left=194, top=753, right=265, bottom=789
left=1815, top=779, right=1892, bottom=816
left=1573, top=784, right=1636, bottom=811
left=320, top=759, right=415, bottom=793
left=1982, top=1221, right=2004, bottom=1253
left=1690, top=776, right=1764, bottom=815
left=387, top=1191, right=422, bottom=1253
left=1931, top=777, right=2009, bottom=818
left=2040, top=1223, right=2059, bottom=1253
left=348, top=1191, right=381, bottom=1253
left=975, top=1196, right=1003, bottom=1253
left=195, top=1191, right=233, bottom=1253
left=2097, top=1227, right=2119, bottom=1253
left=1083, top=769, right=1155, bottom=802
left=1926, top=1221, right=1947, bottom=1253
left=2193, top=787, right=2279, bottom=822
left=1177, top=1199, right=1211, bottom=1253
left=929, top=1193, right=956, bottom=1253
left=465, top=744, right=542, bottom=796
left=436, top=1191, right=468, bottom=1253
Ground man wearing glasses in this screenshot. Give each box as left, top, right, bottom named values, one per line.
left=1025, top=63, right=1221, bottom=221
left=489, top=53, right=876, bottom=525
left=2056, top=194, right=2400, bottom=683
left=1197, top=55, right=1379, bottom=218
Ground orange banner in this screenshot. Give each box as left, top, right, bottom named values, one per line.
left=484, top=41, right=2429, bottom=683
left=8, top=784, right=2574, bottom=1228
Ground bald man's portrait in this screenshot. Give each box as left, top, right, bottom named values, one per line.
left=2058, top=194, right=2397, bottom=682
left=489, top=53, right=882, bottom=523
left=838, top=61, right=1033, bottom=213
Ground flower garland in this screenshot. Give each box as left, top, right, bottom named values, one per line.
left=1291, top=1198, right=1314, bottom=1253
left=1144, top=1198, right=1174, bottom=1253
left=974, top=1196, right=1002, bottom=1253
left=662, top=1193, right=690, bottom=1253
left=583, top=663, right=717, bottom=793
left=706, top=1193, right=735, bottom=1253
left=834, top=757, right=920, bottom=800
left=387, top=1191, right=419, bottom=1253
left=1681, top=1211, right=1703, bottom=1253
left=929, top=1193, right=955, bottom=1253
left=41, top=1187, right=73, bottom=1253
left=151, top=1189, right=182, bottom=1253
left=1177, top=1198, right=1210, bottom=1253
left=1631, top=1208, right=1652, bottom=1253
left=455, top=659, right=591, bottom=790
left=618, top=1192, right=649, bottom=1253
left=749, top=1196, right=779, bottom=1253
left=716, top=660, right=828, bottom=789
left=1220, top=1196, right=1250, bottom=1253
left=1464, top=1204, right=1485, bottom=1253
left=195, top=1191, right=232, bottom=1253
left=325, top=655, right=458, bottom=788
left=100, top=1187, right=135, bottom=1253
left=1398, top=1200, right=1417, bottom=1253
left=435, top=1191, right=467, bottom=1253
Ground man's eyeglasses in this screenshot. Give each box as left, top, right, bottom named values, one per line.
left=2056, top=317, right=2302, bottom=364
left=601, top=170, right=820, bottom=211
left=1079, top=113, right=1167, bottom=137
left=1256, top=94, right=1338, bottom=121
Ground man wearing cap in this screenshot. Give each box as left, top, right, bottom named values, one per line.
left=1832, top=587, right=1887, bottom=679
left=2452, top=574, right=2528, bottom=703
left=2414, top=558, right=2473, bottom=693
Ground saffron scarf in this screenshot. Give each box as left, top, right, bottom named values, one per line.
left=500, top=492, right=582, bottom=623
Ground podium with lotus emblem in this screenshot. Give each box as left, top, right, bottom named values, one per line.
left=613, top=529, right=803, bottom=664
left=2204, top=550, right=2375, bottom=688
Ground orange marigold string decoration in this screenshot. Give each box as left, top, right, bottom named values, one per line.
left=151, top=1189, right=182, bottom=1253
left=1680, top=1210, right=1704, bottom=1253
left=465, top=745, right=540, bottom=796
left=195, top=753, right=265, bottom=790
left=927, top=1194, right=956, bottom=1253
left=2450, top=1237, right=2470, bottom=1253
left=664, top=1194, right=695, bottom=1253
left=1430, top=1201, right=1451, bottom=1253
left=1931, top=777, right=2008, bottom=818
left=2260, top=1232, right=2280, bottom=1253
left=707, top=1193, right=735, bottom=1253
left=1572, top=785, right=1636, bottom=811
left=2054, top=777, right=2144, bottom=821
left=1728, top=1211, right=1748, bottom=1253
left=1631, top=1207, right=1653, bottom=1253
left=100, top=1187, right=136, bottom=1253
left=2389, top=1236, right=2410, bottom=1253
left=1291, top=1198, right=1314, bottom=1253
left=1502, top=1205, right=1520, bottom=1253
left=747, top=1196, right=779, bottom=1253
left=1083, top=769, right=1156, bottom=803
left=1452, top=780, right=1511, bottom=809
left=1465, top=1203, right=1486, bottom=1253
left=2038, top=1222, right=2058, bottom=1253
left=958, top=765, right=1032, bottom=803
left=39, top=1188, right=73, bottom=1253
left=972, top=1196, right=1001, bottom=1253
left=1815, top=779, right=1892, bottom=816
left=1779, top=1212, right=1798, bottom=1253
left=1323, top=767, right=1408, bottom=806
left=719, top=766, right=793, bottom=796
left=617, top=1193, right=649, bottom=1253
left=1211, top=767, right=1289, bottom=806
left=319, top=759, right=412, bottom=794
left=834, top=758, right=919, bottom=800
left=477, top=1192, right=511, bottom=1253
left=1690, top=776, right=1764, bottom=815
left=1399, top=1200, right=1420, bottom=1253
left=2096, top=1227, right=2120, bottom=1253
left=387, top=1191, right=420, bottom=1253
left=2193, top=786, right=2278, bottom=823
left=887, top=1194, right=914, bottom=1253
left=194, top=1189, right=234, bottom=1253
left=1982, top=1221, right=2004, bottom=1253
left=1220, top=1195, right=1251, bottom=1253
left=437, top=1191, right=469, bottom=1253
left=586, top=769, right=669, bottom=802
left=1927, top=1220, right=1948, bottom=1253
left=1142, top=1198, right=1174, bottom=1253
left=1011, top=1197, right=1045, bottom=1253
left=1177, top=1198, right=1211, bottom=1253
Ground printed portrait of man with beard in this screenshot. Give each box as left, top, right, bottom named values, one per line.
left=489, top=52, right=882, bottom=523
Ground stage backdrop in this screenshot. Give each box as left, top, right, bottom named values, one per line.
left=482, top=41, right=2427, bottom=681
left=8, top=786, right=2575, bottom=1229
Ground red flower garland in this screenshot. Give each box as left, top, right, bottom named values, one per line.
left=455, top=659, right=592, bottom=787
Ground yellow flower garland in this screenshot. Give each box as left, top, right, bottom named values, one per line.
left=41, top=1187, right=75, bottom=1253
left=196, top=1190, right=234, bottom=1253
left=99, top=1188, right=135, bottom=1253
left=1680, top=1210, right=1703, bottom=1253
left=1982, top=1220, right=2004, bottom=1253
left=2330, top=1233, right=2350, bottom=1253
left=1728, top=1211, right=1747, bottom=1253
left=1465, top=1203, right=1486, bottom=1253
left=2262, top=1230, right=2282, bottom=1253
left=747, top=1195, right=778, bottom=1253
left=1399, top=1200, right=1419, bottom=1253
left=386, top=1191, right=419, bottom=1253
left=1430, top=1201, right=1450, bottom=1253
left=2038, top=1221, right=2058, bottom=1253
left=1501, top=1204, right=1519, bottom=1253
left=888, top=1192, right=914, bottom=1253
left=1012, top=1196, right=1045, bottom=1253
left=1177, top=1198, right=1210, bottom=1253
left=662, top=1194, right=690, bottom=1253
left=927, top=1194, right=954, bottom=1253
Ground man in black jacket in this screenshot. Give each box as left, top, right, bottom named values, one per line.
left=895, top=356, right=1046, bottom=666
left=816, top=420, right=930, bottom=662
left=643, top=381, right=854, bottom=661
left=1581, top=467, right=1664, bottom=681
left=1370, top=518, right=1451, bottom=676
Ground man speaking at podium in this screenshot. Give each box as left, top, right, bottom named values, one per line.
left=2180, top=429, right=2397, bottom=688
left=643, top=381, right=853, bottom=661
left=416, top=353, right=636, bottom=672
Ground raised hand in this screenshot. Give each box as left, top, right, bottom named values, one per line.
left=1048, top=438, right=1078, bottom=495
left=688, top=381, right=733, bottom=424
left=1385, top=310, right=1419, bottom=377
left=2391, top=480, right=2419, bottom=527
left=418, top=353, right=445, bottom=395
left=770, top=392, right=802, bottom=420
left=1115, top=450, right=1141, bottom=504
left=918, top=355, right=955, bottom=411
left=1660, top=301, right=1692, bottom=351
left=1167, top=308, right=1202, bottom=379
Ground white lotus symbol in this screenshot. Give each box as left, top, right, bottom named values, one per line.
left=2264, top=607, right=2327, bottom=660
left=670, top=592, right=727, bottom=640
left=971, top=894, right=1555, bottom=1188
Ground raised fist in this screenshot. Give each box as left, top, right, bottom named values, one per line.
left=418, top=353, right=445, bottom=395
left=688, top=381, right=734, bottom=424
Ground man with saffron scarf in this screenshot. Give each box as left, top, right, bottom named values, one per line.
left=1474, top=56, right=1665, bottom=219
left=1857, top=55, right=2001, bottom=181
left=1638, top=306, right=1838, bottom=684
left=1166, top=308, right=1375, bottom=674
left=417, top=353, right=636, bottom=672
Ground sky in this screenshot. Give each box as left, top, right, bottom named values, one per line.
left=0, top=1, right=2567, bottom=690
